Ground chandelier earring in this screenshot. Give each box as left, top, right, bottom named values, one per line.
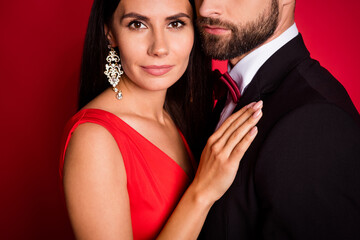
left=104, top=45, right=124, bottom=100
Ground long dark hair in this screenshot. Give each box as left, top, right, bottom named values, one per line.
left=79, top=0, right=214, bottom=158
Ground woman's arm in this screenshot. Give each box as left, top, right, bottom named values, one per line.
left=63, top=123, right=133, bottom=240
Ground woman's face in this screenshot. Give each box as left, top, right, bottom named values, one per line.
left=107, top=0, right=194, bottom=92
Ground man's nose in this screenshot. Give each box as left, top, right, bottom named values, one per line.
left=196, top=0, right=223, bottom=18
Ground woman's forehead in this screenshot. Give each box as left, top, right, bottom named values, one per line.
left=116, top=0, right=193, bottom=16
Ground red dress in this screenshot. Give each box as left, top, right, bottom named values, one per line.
left=59, top=109, right=196, bottom=240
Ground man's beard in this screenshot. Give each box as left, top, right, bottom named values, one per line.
left=197, top=0, right=279, bottom=60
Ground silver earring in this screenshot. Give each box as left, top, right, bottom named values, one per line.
left=104, top=45, right=123, bottom=100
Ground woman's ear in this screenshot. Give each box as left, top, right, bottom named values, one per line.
left=104, top=24, right=117, bottom=47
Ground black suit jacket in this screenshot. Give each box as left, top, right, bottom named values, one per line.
left=199, top=35, right=360, bottom=239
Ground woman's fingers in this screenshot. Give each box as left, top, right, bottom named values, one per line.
left=222, top=101, right=262, bottom=144
left=212, top=101, right=263, bottom=151
left=228, top=125, right=258, bottom=163
left=221, top=106, right=262, bottom=158
left=210, top=102, right=257, bottom=141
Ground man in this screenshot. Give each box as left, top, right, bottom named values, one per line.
left=195, top=0, right=360, bottom=239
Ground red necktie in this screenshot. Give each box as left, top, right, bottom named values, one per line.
left=219, top=72, right=241, bottom=103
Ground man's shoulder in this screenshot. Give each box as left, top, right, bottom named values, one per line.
left=256, top=102, right=360, bottom=186
left=284, top=56, right=360, bottom=122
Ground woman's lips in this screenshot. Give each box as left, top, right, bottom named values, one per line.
left=141, top=65, right=174, bottom=76
left=203, top=25, right=231, bottom=35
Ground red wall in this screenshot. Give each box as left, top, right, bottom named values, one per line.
left=0, top=1, right=359, bottom=239
left=0, top=1, right=92, bottom=239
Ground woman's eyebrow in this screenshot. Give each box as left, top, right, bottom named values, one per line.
left=121, top=12, right=191, bottom=21
left=165, top=13, right=191, bottom=21
left=121, top=12, right=149, bottom=21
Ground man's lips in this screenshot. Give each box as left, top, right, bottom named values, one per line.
left=141, top=65, right=174, bottom=76
left=203, top=25, right=231, bottom=35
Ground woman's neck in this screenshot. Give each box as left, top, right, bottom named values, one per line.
left=121, top=90, right=168, bottom=124
left=109, top=79, right=169, bottom=124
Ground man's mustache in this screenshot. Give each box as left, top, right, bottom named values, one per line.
left=196, top=17, right=236, bottom=32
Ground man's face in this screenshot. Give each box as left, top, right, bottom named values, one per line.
left=195, top=0, right=279, bottom=60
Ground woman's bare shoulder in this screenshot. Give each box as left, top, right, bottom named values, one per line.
left=63, top=122, right=125, bottom=180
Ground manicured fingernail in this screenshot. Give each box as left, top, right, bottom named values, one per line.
left=253, top=109, right=262, bottom=118
left=249, top=126, right=258, bottom=136
left=246, top=102, right=256, bottom=108
left=252, top=100, right=263, bottom=110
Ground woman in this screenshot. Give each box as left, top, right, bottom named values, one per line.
left=59, top=0, right=263, bottom=239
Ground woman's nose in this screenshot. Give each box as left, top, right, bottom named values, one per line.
left=147, top=30, right=169, bottom=57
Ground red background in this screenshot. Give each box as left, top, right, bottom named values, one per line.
left=0, top=1, right=359, bottom=239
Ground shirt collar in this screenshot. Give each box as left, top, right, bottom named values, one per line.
left=228, top=23, right=299, bottom=95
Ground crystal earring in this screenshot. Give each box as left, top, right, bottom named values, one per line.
left=104, top=45, right=123, bottom=100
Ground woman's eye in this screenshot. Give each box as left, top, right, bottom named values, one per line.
left=129, top=21, right=147, bottom=30
left=168, top=21, right=185, bottom=29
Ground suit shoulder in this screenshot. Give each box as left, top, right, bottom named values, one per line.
left=292, top=58, right=350, bottom=102
left=256, top=103, right=360, bottom=175
left=261, top=102, right=360, bottom=148
left=277, top=58, right=360, bottom=122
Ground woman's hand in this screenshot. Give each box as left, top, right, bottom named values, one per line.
left=191, top=101, right=263, bottom=205
left=157, top=101, right=263, bottom=240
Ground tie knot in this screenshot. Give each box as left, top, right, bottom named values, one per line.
left=219, top=71, right=241, bottom=103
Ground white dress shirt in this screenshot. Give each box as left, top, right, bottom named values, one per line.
left=216, top=23, right=299, bottom=130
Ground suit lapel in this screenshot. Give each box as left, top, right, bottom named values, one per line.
left=233, top=34, right=310, bottom=113
left=208, top=95, right=227, bottom=132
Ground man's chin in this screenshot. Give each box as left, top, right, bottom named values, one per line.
left=202, top=50, right=231, bottom=61
left=201, top=39, right=231, bottom=60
